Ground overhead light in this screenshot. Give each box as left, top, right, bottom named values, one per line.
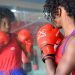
left=11, top=9, right=16, bottom=12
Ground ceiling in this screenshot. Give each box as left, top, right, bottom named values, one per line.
left=17, top=0, right=45, bottom=4
left=0, top=0, right=45, bottom=12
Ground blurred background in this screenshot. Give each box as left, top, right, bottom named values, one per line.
left=0, top=0, right=62, bottom=75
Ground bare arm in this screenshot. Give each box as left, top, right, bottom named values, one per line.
left=45, top=59, right=56, bottom=75
left=45, top=36, right=75, bottom=75
left=55, top=36, right=75, bottom=75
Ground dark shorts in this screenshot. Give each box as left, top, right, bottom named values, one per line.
left=0, top=68, right=27, bottom=75
left=22, top=62, right=32, bottom=73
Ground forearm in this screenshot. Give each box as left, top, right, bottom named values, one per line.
left=45, top=59, right=56, bottom=75
left=55, top=61, right=72, bottom=75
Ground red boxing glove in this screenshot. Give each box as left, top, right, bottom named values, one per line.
left=37, top=24, right=55, bottom=56
left=17, top=29, right=31, bottom=43
left=56, top=31, right=64, bottom=45
left=0, top=31, right=9, bottom=48
left=17, top=29, right=32, bottom=53
left=37, top=23, right=63, bottom=62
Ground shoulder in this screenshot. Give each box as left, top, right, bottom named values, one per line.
left=65, top=35, right=75, bottom=55
left=64, top=35, right=75, bottom=61
left=66, top=35, right=75, bottom=48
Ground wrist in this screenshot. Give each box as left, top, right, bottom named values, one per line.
left=42, top=54, right=55, bottom=63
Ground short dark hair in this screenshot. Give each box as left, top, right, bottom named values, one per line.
left=0, top=7, right=16, bottom=23
left=44, top=0, right=75, bottom=20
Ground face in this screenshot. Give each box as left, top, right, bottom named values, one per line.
left=0, top=17, right=10, bottom=33
left=53, top=15, right=62, bottom=28
left=52, top=7, right=63, bottom=29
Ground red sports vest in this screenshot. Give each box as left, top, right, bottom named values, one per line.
left=0, top=34, right=22, bottom=71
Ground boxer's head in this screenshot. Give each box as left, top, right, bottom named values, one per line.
left=44, top=0, right=75, bottom=28
left=0, top=7, right=16, bottom=32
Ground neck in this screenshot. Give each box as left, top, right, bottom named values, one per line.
left=61, top=17, right=75, bottom=37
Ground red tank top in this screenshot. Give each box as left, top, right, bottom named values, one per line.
left=55, top=30, right=75, bottom=75
left=0, top=34, right=22, bottom=71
